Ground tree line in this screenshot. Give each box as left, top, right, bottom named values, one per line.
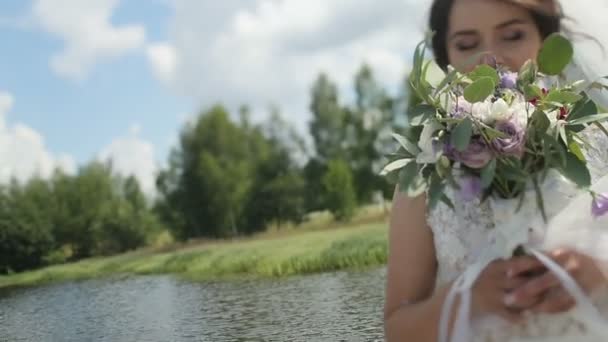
left=1, top=65, right=408, bottom=274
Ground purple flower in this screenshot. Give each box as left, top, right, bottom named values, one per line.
left=445, top=137, right=493, bottom=169
left=450, top=97, right=472, bottom=118
left=458, top=176, right=482, bottom=201
left=500, top=71, right=518, bottom=89
left=592, top=194, right=608, bottom=218
left=492, top=119, right=526, bottom=158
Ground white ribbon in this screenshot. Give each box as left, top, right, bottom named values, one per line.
left=438, top=173, right=608, bottom=342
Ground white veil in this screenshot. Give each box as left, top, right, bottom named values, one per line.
left=561, top=0, right=608, bottom=109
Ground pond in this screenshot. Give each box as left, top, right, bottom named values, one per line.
left=0, top=267, right=386, bottom=342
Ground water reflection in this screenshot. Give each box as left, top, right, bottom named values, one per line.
left=0, top=267, right=386, bottom=342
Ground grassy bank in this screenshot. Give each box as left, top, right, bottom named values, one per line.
left=0, top=208, right=389, bottom=290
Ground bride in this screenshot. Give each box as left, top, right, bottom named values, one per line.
left=384, top=0, right=608, bottom=341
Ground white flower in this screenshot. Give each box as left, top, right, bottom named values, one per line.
left=486, top=98, right=510, bottom=122
left=417, top=121, right=443, bottom=164
left=471, top=101, right=492, bottom=123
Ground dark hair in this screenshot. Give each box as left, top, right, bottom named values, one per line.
left=429, top=0, right=562, bottom=70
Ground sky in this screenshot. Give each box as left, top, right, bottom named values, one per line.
left=8, top=0, right=604, bottom=198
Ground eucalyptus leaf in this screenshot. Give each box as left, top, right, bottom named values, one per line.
left=427, top=172, right=445, bottom=210
left=398, top=161, right=419, bottom=193
left=568, top=98, right=597, bottom=132
left=567, top=113, right=608, bottom=126
left=380, top=158, right=412, bottom=176
left=464, top=77, right=495, bottom=103
left=518, top=60, right=538, bottom=86
left=481, top=158, right=497, bottom=189
left=407, top=173, right=427, bottom=198
left=409, top=104, right=436, bottom=126
left=451, top=118, right=473, bottom=152
left=561, top=152, right=591, bottom=188
left=545, top=90, right=583, bottom=104
left=537, top=34, right=574, bottom=76
left=469, top=64, right=499, bottom=84
left=531, top=110, right=551, bottom=133
left=440, top=194, right=455, bottom=210
left=392, top=133, right=421, bottom=156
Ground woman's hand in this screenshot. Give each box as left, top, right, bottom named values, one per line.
left=506, top=248, right=608, bottom=314
left=472, top=256, right=544, bottom=322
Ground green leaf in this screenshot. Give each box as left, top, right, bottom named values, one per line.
left=464, top=76, right=495, bottom=103
left=518, top=59, right=538, bottom=86
left=439, top=194, right=455, bottom=210
left=480, top=158, right=497, bottom=189
left=569, top=141, right=586, bottom=162
left=435, top=68, right=459, bottom=93
left=531, top=110, right=551, bottom=133
left=537, top=34, right=574, bottom=76
left=380, top=158, right=411, bottom=176
left=409, top=104, right=436, bottom=126
left=532, top=176, right=548, bottom=223
left=561, top=152, right=591, bottom=188
left=545, top=90, right=583, bottom=104
left=524, top=84, right=543, bottom=100
left=559, top=125, right=568, bottom=146
left=423, top=60, right=446, bottom=88
left=568, top=99, right=597, bottom=132
left=435, top=156, right=451, bottom=179
left=469, top=64, right=499, bottom=84
left=398, top=161, right=419, bottom=193
left=427, top=172, right=445, bottom=210
left=392, top=133, right=421, bottom=156
left=482, top=125, right=508, bottom=139
left=567, top=113, right=608, bottom=126
left=451, top=118, right=473, bottom=152
left=543, top=133, right=567, bottom=168
left=407, top=173, right=427, bottom=198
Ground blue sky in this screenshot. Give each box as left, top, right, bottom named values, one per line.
left=0, top=0, right=188, bottom=164
left=0, top=0, right=433, bottom=195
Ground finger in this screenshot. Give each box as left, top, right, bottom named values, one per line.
left=506, top=256, right=545, bottom=278
left=496, top=308, right=524, bottom=324
left=531, top=289, right=576, bottom=314
left=501, top=276, right=531, bottom=291
left=514, top=272, right=562, bottom=300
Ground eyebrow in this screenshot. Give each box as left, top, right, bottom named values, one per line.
left=448, top=19, right=528, bottom=42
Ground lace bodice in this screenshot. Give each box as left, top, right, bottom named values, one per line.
left=427, top=125, right=608, bottom=341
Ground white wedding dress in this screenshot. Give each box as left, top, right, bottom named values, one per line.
left=427, top=126, right=608, bottom=342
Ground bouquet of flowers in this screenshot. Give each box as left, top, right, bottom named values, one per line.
left=382, top=33, right=608, bottom=222
left=384, top=32, right=608, bottom=342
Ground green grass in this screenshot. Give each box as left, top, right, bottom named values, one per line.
left=0, top=206, right=390, bottom=290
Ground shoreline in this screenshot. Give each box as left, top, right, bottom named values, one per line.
left=0, top=220, right=388, bottom=290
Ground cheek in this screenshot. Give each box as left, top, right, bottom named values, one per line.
left=503, top=37, right=543, bottom=71
left=447, top=49, right=477, bottom=73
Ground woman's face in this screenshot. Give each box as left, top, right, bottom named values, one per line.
left=447, top=0, right=543, bottom=72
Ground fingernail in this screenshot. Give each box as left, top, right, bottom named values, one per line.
left=504, top=294, right=516, bottom=306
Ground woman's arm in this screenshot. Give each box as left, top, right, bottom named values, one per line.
left=384, top=189, right=531, bottom=341
left=383, top=189, right=451, bottom=342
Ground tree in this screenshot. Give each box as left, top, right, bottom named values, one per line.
left=322, top=159, right=357, bottom=221
left=309, top=74, right=348, bottom=162
left=0, top=179, right=55, bottom=273
left=156, top=105, right=259, bottom=239
left=241, top=115, right=307, bottom=232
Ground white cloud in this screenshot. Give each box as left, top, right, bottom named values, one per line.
left=151, top=0, right=429, bottom=130
left=0, top=91, right=77, bottom=183
left=33, top=0, right=146, bottom=81
left=98, top=124, right=158, bottom=197
left=147, top=42, right=178, bottom=85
